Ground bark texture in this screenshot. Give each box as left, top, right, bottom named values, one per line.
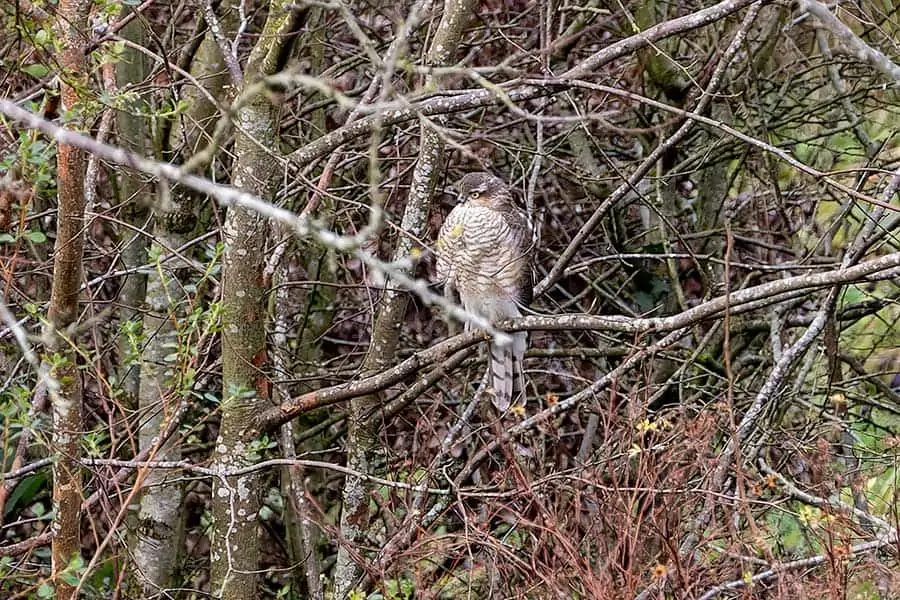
left=128, top=5, right=237, bottom=595
left=48, top=0, right=91, bottom=597
left=210, top=124, right=270, bottom=598
left=210, top=4, right=302, bottom=598
left=114, top=15, right=150, bottom=408
left=276, top=17, right=330, bottom=593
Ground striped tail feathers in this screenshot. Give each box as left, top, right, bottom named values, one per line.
left=488, top=330, right=528, bottom=412
left=488, top=340, right=514, bottom=411
left=511, top=330, right=527, bottom=403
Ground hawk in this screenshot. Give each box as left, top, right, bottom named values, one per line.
left=436, top=172, right=533, bottom=410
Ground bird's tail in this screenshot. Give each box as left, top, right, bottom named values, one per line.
left=489, top=331, right=527, bottom=411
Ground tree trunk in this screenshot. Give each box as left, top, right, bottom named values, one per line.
left=209, top=4, right=301, bottom=597
left=114, top=14, right=150, bottom=408
left=333, top=0, right=476, bottom=595
left=47, top=1, right=91, bottom=597
left=128, top=5, right=237, bottom=595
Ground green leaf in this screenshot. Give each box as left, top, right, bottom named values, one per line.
left=62, top=554, right=84, bottom=584
left=22, top=64, right=49, bottom=78
left=34, top=29, right=50, bottom=47
left=37, top=582, right=54, bottom=598
left=61, top=570, right=80, bottom=586
left=0, top=233, right=14, bottom=243
left=4, top=474, right=47, bottom=517
left=24, top=230, right=47, bottom=243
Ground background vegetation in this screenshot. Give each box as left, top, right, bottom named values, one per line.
left=2, top=0, right=900, bottom=598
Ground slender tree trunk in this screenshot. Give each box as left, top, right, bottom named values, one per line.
left=210, top=124, right=270, bottom=597
left=129, top=256, right=190, bottom=598
left=276, top=10, right=329, bottom=594
left=334, top=0, right=475, bottom=595
left=48, top=1, right=91, bottom=597
left=114, top=14, right=151, bottom=408
left=210, top=4, right=301, bottom=597
left=128, top=6, right=236, bottom=595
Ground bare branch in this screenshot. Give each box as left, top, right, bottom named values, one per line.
left=799, top=0, right=900, bottom=83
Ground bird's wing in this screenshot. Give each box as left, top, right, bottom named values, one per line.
left=502, top=205, right=535, bottom=306
left=435, top=205, right=467, bottom=284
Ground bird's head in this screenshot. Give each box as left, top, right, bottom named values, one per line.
left=454, top=172, right=510, bottom=207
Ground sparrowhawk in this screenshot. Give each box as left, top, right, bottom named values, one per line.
left=436, top=172, right=533, bottom=410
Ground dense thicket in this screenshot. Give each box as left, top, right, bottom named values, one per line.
left=2, top=0, right=900, bottom=598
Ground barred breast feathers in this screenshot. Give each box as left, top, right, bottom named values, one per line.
left=436, top=171, right=534, bottom=410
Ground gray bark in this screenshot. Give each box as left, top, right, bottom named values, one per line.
left=209, top=3, right=301, bottom=597
left=129, top=5, right=237, bottom=595
left=275, top=9, right=329, bottom=596
left=114, top=15, right=151, bottom=408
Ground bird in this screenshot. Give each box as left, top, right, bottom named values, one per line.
left=436, top=172, right=534, bottom=410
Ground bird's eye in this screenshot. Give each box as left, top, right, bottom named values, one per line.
left=469, top=191, right=480, bottom=199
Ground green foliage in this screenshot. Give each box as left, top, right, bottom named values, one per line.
left=1, top=385, right=51, bottom=524
left=60, top=554, right=85, bottom=587
left=0, top=553, right=104, bottom=600
left=148, top=97, right=193, bottom=122
left=839, top=285, right=868, bottom=312
left=2, top=131, right=57, bottom=192
left=21, top=64, right=49, bottom=78
left=84, top=559, right=117, bottom=596
left=7, top=9, right=58, bottom=63
left=764, top=508, right=806, bottom=554
left=82, top=427, right=110, bottom=458
left=94, top=0, right=124, bottom=20
left=364, top=577, right=415, bottom=600
left=95, top=41, right=129, bottom=72
left=245, top=434, right=277, bottom=462
left=119, top=318, right=144, bottom=367
left=4, top=474, right=48, bottom=519
left=0, top=229, right=48, bottom=244
left=146, top=237, right=224, bottom=408
left=223, top=383, right=258, bottom=406
left=1, top=383, right=32, bottom=423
